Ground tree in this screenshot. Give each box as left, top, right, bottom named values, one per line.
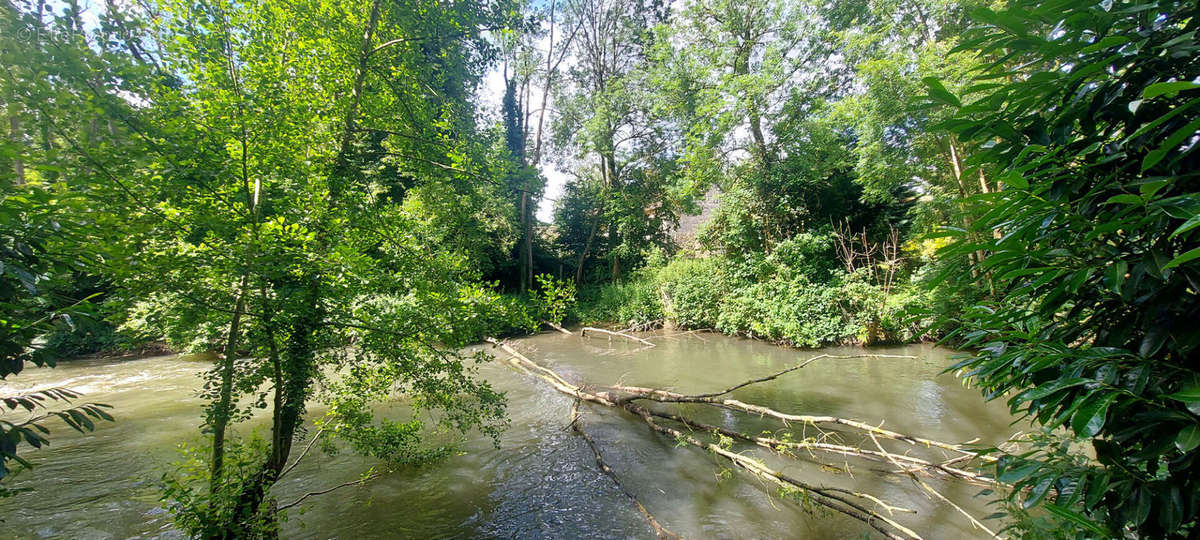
left=4, top=0, right=525, bottom=533
left=926, top=0, right=1200, bottom=535
left=825, top=0, right=989, bottom=234
left=0, top=0, right=126, bottom=496
left=552, top=0, right=673, bottom=283
left=659, top=0, right=838, bottom=254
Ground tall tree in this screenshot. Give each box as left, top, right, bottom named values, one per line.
left=553, top=0, right=672, bottom=283
left=4, top=0, right=523, bottom=533
left=660, top=0, right=839, bottom=253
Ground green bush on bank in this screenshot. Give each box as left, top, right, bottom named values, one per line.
left=574, top=244, right=931, bottom=347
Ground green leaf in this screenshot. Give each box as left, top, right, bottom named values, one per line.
left=1175, top=425, right=1200, bottom=453
left=1165, top=384, right=1200, bottom=414
left=1021, top=377, right=1092, bottom=401
left=1024, top=476, right=1054, bottom=508
left=1143, top=116, right=1200, bottom=172
left=1044, top=502, right=1110, bottom=536
left=921, top=77, right=962, bottom=108
left=1164, top=247, right=1200, bottom=269
left=1081, top=35, right=1130, bottom=54
left=1143, top=81, right=1200, bottom=100
left=1140, top=179, right=1170, bottom=199
left=1104, top=194, right=1142, bottom=205
left=998, top=461, right=1041, bottom=484
left=1001, top=171, right=1028, bottom=189
left=1170, top=213, right=1200, bottom=238
left=1072, top=392, right=1116, bottom=438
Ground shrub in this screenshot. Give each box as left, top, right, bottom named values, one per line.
left=573, top=278, right=665, bottom=330
left=716, top=275, right=854, bottom=347
left=764, top=231, right=839, bottom=281
left=658, top=258, right=726, bottom=328
left=531, top=274, right=576, bottom=326
left=925, top=0, right=1200, bottom=535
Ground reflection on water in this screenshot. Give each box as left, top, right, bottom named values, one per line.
left=0, top=332, right=1020, bottom=539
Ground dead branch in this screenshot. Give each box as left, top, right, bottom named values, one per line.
left=278, top=469, right=382, bottom=511
left=544, top=321, right=574, bottom=335
left=608, top=385, right=994, bottom=463
left=686, top=353, right=915, bottom=399
left=277, top=427, right=326, bottom=480
left=571, top=401, right=681, bottom=539
left=868, top=433, right=1002, bottom=538
left=487, top=339, right=922, bottom=539
left=643, top=408, right=999, bottom=487
left=582, top=326, right=656, bottom=347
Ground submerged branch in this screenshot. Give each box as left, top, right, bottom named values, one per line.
left=570, top=400, right=681, bottom=539
left=643, top=408, right=998, bottom=486
left=609, top=384, right=994, bottom=463
left=581, top=327, right=656, bottom=347
left=868, top=433, right=1001, bottom=538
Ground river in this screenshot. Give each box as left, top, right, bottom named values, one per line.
left=0, top=331, right=1020, bottom=539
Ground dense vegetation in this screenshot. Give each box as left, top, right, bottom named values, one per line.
left=2, top=0, right=1198, bottom=537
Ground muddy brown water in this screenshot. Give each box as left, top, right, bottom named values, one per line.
left=0, top=331, right=1021, bottom=539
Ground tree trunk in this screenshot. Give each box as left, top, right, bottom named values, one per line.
left=574, top=210, right=600, bottom=284
left=519, top=191, right=530, bottom=292
left=209, top=278, right=247, bottom=489
left=10, top=113, right=25, bottom=185
left=523, top=196, right=534, bottom=289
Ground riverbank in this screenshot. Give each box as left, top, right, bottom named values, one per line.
left=571, top=254, right=937, bottom=349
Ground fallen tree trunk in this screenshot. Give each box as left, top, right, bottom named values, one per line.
left=486, top=338, right=943, bottom=539
left=608, top=384, right=994, bottom=463
left=581, top=326, right=656, bottom=347
left=642, top=407, right=1000, bottom=487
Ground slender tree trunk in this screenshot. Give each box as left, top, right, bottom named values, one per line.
left=524, top=197, right=534, bottom=289
left=9, top=113, right=24, bottom=185
left=331, top=0, right=382, bottom=191
left=221, top=1, right=382, bottom=534
left=609, top=222, right=620, bottom=282
left=210, top=277, right=248, bottom=488
left=520, top=190, right=531, bottom=291
left=575, top=210, right=601, bottom=284
left=941, top=136, right=987, bottom=276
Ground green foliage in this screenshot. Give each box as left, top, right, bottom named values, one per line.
left=925, top=0, right=1200, bottom=536
left=161, top=438, right=278, bottom=539
left=657, top=258, right=725, bottom=328
left=574, top=273, right=666, bottom=331
left=531, top=273, right=576, bottom=326
left=715, top=275, right=855, bottom=348
left=41, top=314, right=141, bottom=358
left=575, top=246, right=929, bottom=348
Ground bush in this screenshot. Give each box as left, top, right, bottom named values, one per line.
left=573, top=277, right=665, bottom=330
left=42, top=317, right=135, bottom=358
left=764, top=231, right=839, bottom=281
left=531, top=274, right=576, bottom=326
left=716, top=275, right=854, bottom=347
left=925, top=0, right=1200, bottom=535
left=658, top=258, right=726, bottom=328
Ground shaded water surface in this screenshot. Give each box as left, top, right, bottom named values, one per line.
left=0, top=332, right=1020, bottom=538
